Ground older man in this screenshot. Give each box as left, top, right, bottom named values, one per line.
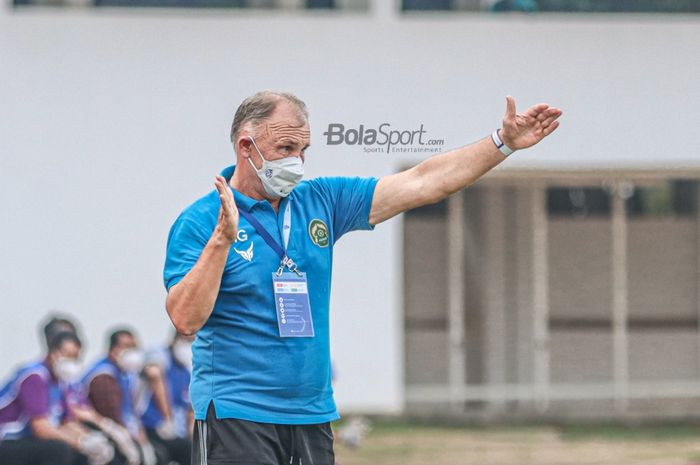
left=164, top=91, right=561, bottom=465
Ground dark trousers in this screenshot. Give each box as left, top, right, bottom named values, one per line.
left=0, top=438, right=86, bottom=465
left=192, top=404, right=334, bottom=465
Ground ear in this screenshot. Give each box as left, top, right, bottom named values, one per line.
left=236, top=136, right=254, bottom=159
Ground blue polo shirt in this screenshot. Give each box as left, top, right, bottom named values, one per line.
left=164, top=166, right=377, bottom=424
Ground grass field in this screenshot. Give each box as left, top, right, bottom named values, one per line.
left=334, top=420, right=700, bottom=465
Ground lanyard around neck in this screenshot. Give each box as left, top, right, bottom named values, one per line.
left=236, top=201, right=300, bottom=275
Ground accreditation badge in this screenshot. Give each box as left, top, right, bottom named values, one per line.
left=272, top=272, right=315, bottom=338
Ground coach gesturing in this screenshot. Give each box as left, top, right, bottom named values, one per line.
left=164, top=91, right=561, bottom=465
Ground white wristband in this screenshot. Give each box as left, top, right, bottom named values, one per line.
left=491, top=129, right=515, bottom=157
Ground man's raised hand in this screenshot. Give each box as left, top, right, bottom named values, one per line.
left=214, top=175, right=239, bottom=244
left=499, top=95, right=562, bottom=151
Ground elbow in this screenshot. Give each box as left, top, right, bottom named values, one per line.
left=165, top=294, right=199, bottom=337
left=175, top=325, right=198, bottom=337
left=29, top=418, right=50, bottom=439
left=169, top=311, right=199, bottom=337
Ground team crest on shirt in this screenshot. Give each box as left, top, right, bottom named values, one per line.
left=308, top=219, right=329, bottom=248
left=234, top=242, right=254, bottom=262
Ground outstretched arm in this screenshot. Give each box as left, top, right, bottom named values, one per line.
left=368, top=96, right=562, bottom=225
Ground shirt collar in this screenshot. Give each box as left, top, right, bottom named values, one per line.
left=220, top=165, right=257, bottom=213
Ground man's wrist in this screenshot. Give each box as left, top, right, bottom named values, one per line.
left=491, top=129, right=515, bottom=157
left=211, top=228, right=236, bottom=247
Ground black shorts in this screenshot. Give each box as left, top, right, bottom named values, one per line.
left=192, top=404, right=335, bottom=465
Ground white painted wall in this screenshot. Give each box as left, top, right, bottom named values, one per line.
left=1, top=4, right=699, bottom=413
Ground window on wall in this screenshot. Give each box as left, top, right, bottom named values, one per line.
left=402, top=0, right=700, bottom=12
left=626, top=179, right=699, bottom=217
left=13, top=0, right=368, bottom=9
left=547, top=187, right=611, bottom=217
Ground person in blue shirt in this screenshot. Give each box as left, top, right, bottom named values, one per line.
left=138, top=332, right=193, bottom=465
left=164, top=90, right=562, bottom=465
left=82, top=329, right=159, bottom=465
left=0, top=331, right=116, bottom=465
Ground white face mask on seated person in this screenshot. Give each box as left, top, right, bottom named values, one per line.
left=117, top=348, right=145, bottom=374
left=246, top=136, right=304, bottom=198
left=172, top=340, right=192, bottom=371
left=54, top=357, right=84, bottom=384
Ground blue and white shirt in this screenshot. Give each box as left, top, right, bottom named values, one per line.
left=164, top=166, right=377, bottom=424
left=82, top=357, right=141, bottom=437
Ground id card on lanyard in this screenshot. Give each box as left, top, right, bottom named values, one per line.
left=237, top=200, right=314, bottom=338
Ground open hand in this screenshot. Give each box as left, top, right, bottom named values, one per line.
left=500, top=95, right=562, bottom=150
left=214, top=175, right=239, bottom=244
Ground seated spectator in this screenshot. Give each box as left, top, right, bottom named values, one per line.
left=41, top=316, right=142, bottom=465
left=138, top=332, right=194, bottom=465
left=0, top=331, right=115, bottom=465
left=82, top=329, right=159, bottom=465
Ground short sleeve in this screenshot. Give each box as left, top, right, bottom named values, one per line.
left=164, top=216, right=212, bottom=290
left=88, top=375, right=123, bottom=424
left=311, top=177, right=378, bottom=242
left=17, top=374, right=49, bottom=420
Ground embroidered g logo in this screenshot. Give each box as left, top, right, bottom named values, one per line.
left=308, top=219, right=329, bottom=248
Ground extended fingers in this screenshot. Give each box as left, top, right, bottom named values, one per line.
left=536, top=107, right=561, bottom=121
left=539, top=108, right=563, bottom=129
left=542, top=120, right=560, bottom=136
left=525, top=103, right=550, bottom=118
left=214, top=176, right=235, bottom=215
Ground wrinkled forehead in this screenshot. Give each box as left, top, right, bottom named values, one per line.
left=260, top=120, right=311, bottom=145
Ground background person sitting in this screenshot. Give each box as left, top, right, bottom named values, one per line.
left=138, top=332, right=194, bottom=465
left=82, top=328, right=159, bottom=465
left=40, top=315, right=144, bottom=465
left=0, top=331, right=115, bottom=465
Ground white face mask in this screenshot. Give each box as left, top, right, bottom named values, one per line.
left=118, top=348, right=145, bottom=373
left=246, top=136, right=304, bottom=198
left=172, top=341, right=192, bottom=371
left=54, top=357, right=83, bottom=384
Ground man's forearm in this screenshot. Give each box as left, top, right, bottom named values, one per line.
left=31, top=418, right=81, bottom=449
left=369, top=136, right=504, bottom=224
left=166, top=230, right=232, bottom=335
left=416, top=136, right=504, bottom=204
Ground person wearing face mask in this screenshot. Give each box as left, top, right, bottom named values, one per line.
left=82, top=329, right=160, bottom=465
left=136, top=332, right=193, bottom=465
left=164, top=91, right=561, bottom=464
left=0, top=331, right=116, bottom=465
left=39, top=315, right=142, bottom=465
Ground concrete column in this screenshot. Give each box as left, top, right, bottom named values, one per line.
left=447, top=192, right=466, bottom=408
left=371, top=0, right=397, bottom=19
left=532, top=183, right=550, bottom=412
left=515, top=186, right=535, bottom=408
left=275, top=0, right=303, bottom=9
left=611, top=182, right=630, bottom=412
left=483, top=186, right=507, bottom=411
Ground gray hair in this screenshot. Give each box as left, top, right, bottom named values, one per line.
left=230, top=91, right=309, bottom=148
